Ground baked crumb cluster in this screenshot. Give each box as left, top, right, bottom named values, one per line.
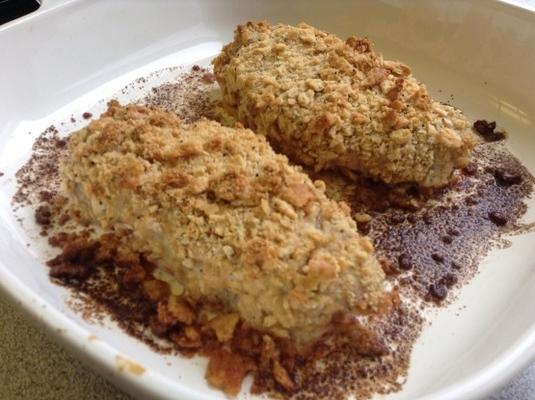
left=61, top=100, right=385, bottom=346
left=213, top=21, right=475, bottom=187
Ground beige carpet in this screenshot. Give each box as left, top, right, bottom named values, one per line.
left=0, top=293, right=131, bottom=400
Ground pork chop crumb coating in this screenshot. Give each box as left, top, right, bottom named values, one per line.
left=213, top=21, right=476, bottom=187
left=61, top=101, right=385, bottom=344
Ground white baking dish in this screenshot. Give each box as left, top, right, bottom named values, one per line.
left=1, top=1, right=535, bottom=399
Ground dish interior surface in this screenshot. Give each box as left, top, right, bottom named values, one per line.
left=1, top=1, right=535, bottom=399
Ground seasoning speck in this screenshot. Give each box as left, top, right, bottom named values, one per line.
left=440, top=273, right=458, bottom=287
left=494, top=169, right=522, bottom=186
left=441, top=235, right=453, bottom=244
left=463, top=163, right=477, bottom=176
left=35, top=205, right=52, bottom=226
left=429, top=284, right=447, bottom=301
left=447, top=228, right=460, bottom=237
left=489, top=211, right=507, bottom=226
left=398, top=253, right=413, bottom=270
left=389, top=213, right=405, bottom=225
left=357, top=221, right=371, bottom=234
left=431, top=253, right=444, bottom=263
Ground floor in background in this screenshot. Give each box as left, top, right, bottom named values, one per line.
left=0, top=294, right=131, bottom=400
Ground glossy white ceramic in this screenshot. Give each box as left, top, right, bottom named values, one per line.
left=1, top=1, right=535, bottom=399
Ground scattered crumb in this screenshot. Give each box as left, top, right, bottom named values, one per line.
left=115, top=355, right=146, bottom=376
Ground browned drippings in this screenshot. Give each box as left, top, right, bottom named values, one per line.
left=11, top=67, right=535, bottom=400
left=311, top=141, right=534, bottom=304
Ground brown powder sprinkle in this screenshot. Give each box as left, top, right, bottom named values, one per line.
left=142, top=66, right=219, bottom=123
left=315, top=141, right=534, bottom=303
left=13, top=125, right=66, bottom=207
left=11, top=66, right=535, bottom=400
left=35, top=205, right=52, bottom=226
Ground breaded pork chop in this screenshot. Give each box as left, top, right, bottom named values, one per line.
left=61, top=101, right=385, bottom=344
left=213, top=22, right=476, bottom=187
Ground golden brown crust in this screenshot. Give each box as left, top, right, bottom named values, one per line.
left=213, top=21, right=476, bottom=187
left=61, top=101, right=385, bottom=344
